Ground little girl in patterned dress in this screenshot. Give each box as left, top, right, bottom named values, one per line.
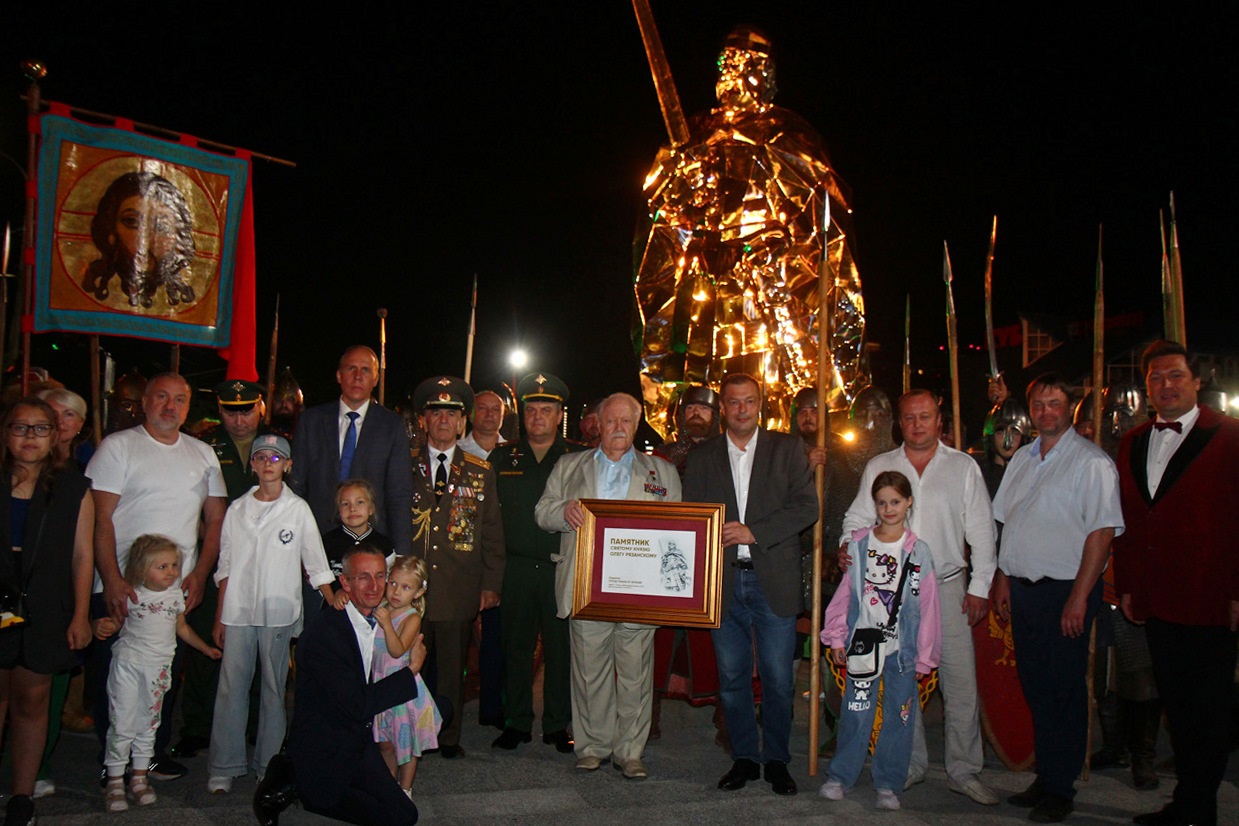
left=373, top=555, right=441, bottom=799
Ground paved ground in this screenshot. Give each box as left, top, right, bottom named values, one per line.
left=11, top=659, right=1238, bottom=824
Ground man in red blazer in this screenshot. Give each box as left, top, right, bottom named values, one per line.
left=1113, top=340, right=1239, bottom=826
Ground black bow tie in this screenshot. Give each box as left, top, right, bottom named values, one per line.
left=1154, top=420, right=1183, bottom=433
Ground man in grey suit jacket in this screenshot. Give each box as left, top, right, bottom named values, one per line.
left=535, top=393, right=681, bottom=780
left=683, top=374, right=818, bottom=796
left=289, top=346, right=414, bottom=554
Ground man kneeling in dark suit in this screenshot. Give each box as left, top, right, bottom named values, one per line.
left=254, top=545, right=424, bottom=825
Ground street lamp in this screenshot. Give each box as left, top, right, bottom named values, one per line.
left=507, top=348, right=528, bottom=415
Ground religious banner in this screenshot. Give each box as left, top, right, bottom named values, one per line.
left=32, top=113, right=256, bottom=374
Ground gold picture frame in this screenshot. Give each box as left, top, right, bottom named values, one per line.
left=573, top=499, right=725, bottom=628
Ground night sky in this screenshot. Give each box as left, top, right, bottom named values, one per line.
left=2, top=3, right=1235, bottom=431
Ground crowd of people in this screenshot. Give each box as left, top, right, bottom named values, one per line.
left=0, top=338, right=1234, bottom=826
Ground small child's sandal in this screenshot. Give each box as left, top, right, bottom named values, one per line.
left=105, top=779, right=128, bottom=813
left=129, top=776, right=157, bottom=806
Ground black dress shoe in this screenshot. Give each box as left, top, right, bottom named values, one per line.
left=492, top=727, right=532, bottom=750
left=170, top=734, right=210, bottom=759
left=253, top=754, right=297, bottom=826
left=478, top=713, right=506, bottom=730
left=1028, top=793, right=1074, bottom=823
left=542, top=729, right=575, bottom=753
left=764, top=760, right=797, bottom=796
left=440, top=744, right=466, bottom=759
left=1009, top=779, right=1046, bottom=808
left=1133, top=805, right=1184, bottom=826
left=717, top=758, right=761, bottom=791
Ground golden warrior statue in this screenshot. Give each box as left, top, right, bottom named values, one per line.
left=634, top=26, right=866, bottom=436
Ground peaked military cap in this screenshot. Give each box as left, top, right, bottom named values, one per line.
left=214, top=379, right=265, bottom=410
left=415, top=376, right=474, bottom=412
left=517, top=372, right=569, bottom=405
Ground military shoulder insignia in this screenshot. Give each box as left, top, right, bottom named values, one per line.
left=463, top=453, right=491, bottom=470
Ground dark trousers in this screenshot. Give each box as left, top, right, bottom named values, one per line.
left=300, top=743, right=418, bottom=825
left=1146, top=618, right=1238, bottom=826
left=1010, top=577, right=1101, bottom=799
left=89, top=593, right=183, bottom=762
left=478, top=606, right=503, bottom=724
left=422, top=619, right=469, bottom=747
left=180, top=576, right=221, bottom=740
left=500, top=559, right=571, bottom=732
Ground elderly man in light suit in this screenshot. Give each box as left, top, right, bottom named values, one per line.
left=535, top=393, right=681, bottom=780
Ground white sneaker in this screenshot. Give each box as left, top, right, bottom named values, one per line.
left=206, top=775, right=233, bottom=794
left=947, top=776, right=1001, bottom=806
left=33, top=778, right=56, bottom=799
left=875, top=789, right=901, bottom=810
left=403, top=787, right=413, bottom=801
left=819, top=779, right=845, bottom=800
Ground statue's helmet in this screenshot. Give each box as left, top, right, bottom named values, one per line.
left=716, top=25, right=777, bottom=111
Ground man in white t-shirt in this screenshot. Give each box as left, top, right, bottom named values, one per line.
left=86, top=372, right=227, bottom=781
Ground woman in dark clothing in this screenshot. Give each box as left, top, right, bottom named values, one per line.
left=0, top=398, right=94, bottom=825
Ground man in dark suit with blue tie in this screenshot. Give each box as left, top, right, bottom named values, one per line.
left=289, top=346, right=414, bottom=554
left=683, top=373, right=818, bottom=796
left=254, top=544, right=423, bottom=825
left=1114, top=340, right=1239, bottom=826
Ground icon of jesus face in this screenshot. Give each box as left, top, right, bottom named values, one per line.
left=114, top=194, right=180, bottom=276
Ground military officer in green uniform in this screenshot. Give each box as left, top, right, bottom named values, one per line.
left=489, top=372, right=584, bottom=753
left=411, top=376, right=505, bottom=758
left=172, top=379, right=271, bottom=759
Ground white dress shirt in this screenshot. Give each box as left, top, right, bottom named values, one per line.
left=842, top=442, right=997, bottom=598
left=1146, top=404, right=1200, bottom=496
left=337, top=398, right=371, bottom=455
left=726, top=428, right=758, bottom=560
left=992, top=427, right=1125, bottom=581
left=344, top=601, right=378, bottom=681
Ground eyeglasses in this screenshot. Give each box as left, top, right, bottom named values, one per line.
left=8, top=423, right=55, bottom=437
left=251, top=453, right=287, bottom=464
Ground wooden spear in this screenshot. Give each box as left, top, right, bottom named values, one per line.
left=1168, top=193, right=1187, bottom=347
left=808, top=196, right=832, bottom=777
left=464, top=274, right=478, bottom=383
left=903, top=294, right=911, bottom=395
left=264, top=295, right=280, bottom=423
left=943, top=242, right=962, bottom=448
left=377, top=308, right=388, bottom=407
left=1159, top=210, right=1179, bottom=344
left=1092, top=226, right=1104, bottom=447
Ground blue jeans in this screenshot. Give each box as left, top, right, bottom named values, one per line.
left=828, top=652, right=919, bottom=792
left=711, top=568, right=797, bottom=764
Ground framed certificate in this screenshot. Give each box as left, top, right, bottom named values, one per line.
left=572, top=499, right=725, bottom=628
